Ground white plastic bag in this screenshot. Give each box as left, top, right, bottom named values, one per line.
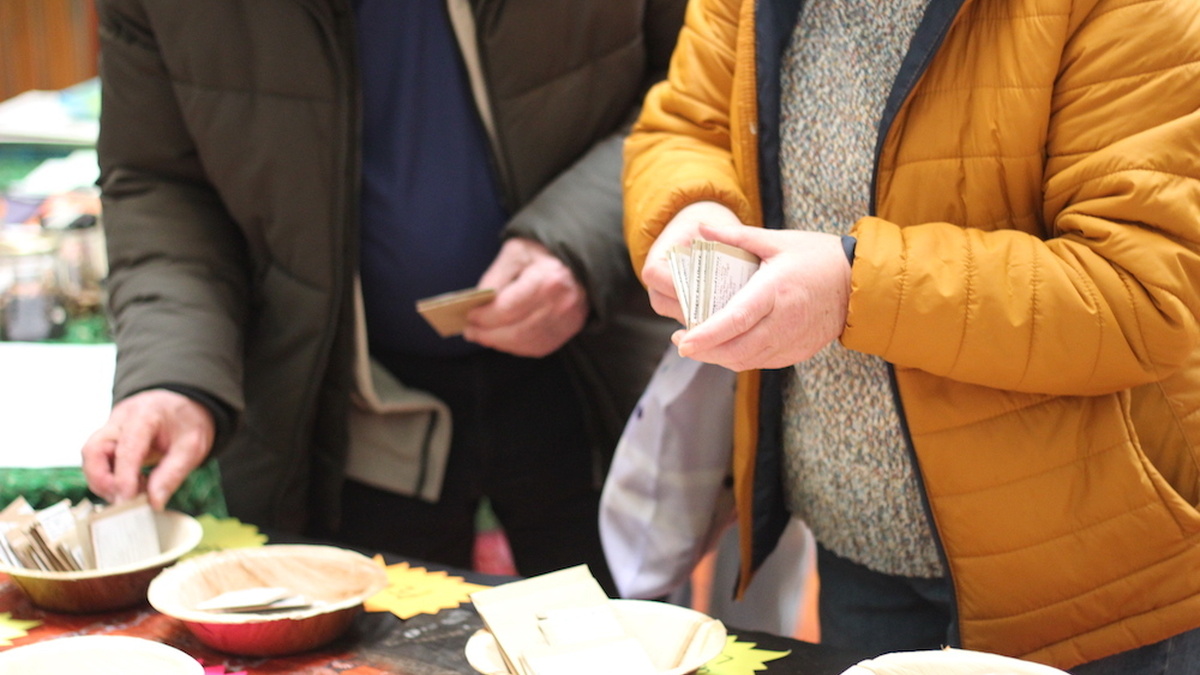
left=600, top=346, right=737, bottom=599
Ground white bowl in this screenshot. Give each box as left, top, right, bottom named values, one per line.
left=0, top=510, right=203, bottom=613
left=0, top=635, right=203, bottom=675
left=465, top=598, right=727, bottom=675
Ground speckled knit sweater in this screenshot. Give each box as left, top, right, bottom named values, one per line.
left=779, top=0, right=943, bottom=578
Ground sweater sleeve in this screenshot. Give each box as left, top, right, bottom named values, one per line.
left=503, top=0, right=690, bottom=328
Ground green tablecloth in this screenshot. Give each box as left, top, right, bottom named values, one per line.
left=0, top=459, right=227, bottom=516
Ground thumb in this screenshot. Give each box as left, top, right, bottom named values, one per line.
left=696, top=221, right=777, bottom=260
left=477, top=240, right=529, bottom=290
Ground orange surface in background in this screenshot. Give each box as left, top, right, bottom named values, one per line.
left=0, top=0, right=98, bottom=101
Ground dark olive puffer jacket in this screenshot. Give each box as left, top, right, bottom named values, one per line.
left=95, top=0, right=684, bottom=533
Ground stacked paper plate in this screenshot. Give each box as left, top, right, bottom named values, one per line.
left=842, top=648, right=1069, bottom=674
left=0, top=635, right=202, bottom=675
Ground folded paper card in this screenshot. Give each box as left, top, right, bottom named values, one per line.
left=469, top=565, right=615, bottom=675
left=464, top=596, right=726, bottom=675
left=416, top=287, right=497, bottom=337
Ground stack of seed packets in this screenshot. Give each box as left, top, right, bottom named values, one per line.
left=667, top=239, right=760, bottom=328
left=470, top=566, right=658, bottom=675
left=0, top=494, right=160, bottom=572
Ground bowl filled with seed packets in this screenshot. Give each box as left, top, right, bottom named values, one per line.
left=0, top=494, right=202, bottom=613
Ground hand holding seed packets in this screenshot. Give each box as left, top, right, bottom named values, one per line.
left=667, top=239, right=760, bottom=328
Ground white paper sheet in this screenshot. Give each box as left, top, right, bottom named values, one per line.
left=0, top=89, right=99, bottom=145
left=0, top=342, right=115, bottom=468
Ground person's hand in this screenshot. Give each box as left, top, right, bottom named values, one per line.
left=463, top=237, right=588, bottom=357
left=81, top=389, right=215, bottom=510
left=641, top=201, right=747, bottom=325
left=674, top=222, right=851, bottom=371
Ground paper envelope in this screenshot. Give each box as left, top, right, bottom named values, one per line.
left=416, top=287, right=497, bottom=337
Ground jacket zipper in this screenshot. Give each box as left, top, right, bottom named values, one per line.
left=871, top=0, right=971, bottom=646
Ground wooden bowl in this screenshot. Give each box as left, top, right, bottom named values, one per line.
left=147, top=544, right=388, bottom=657
left=0, top=510, right=202, bottom=613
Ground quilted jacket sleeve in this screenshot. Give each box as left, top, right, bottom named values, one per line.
left=622, top=0, right=754, bottom=276
left=503, top=0, right=688, bottom=327
left=841, top=0, right=1200, bottom=397
left=96, top=0, right=250, bottom=410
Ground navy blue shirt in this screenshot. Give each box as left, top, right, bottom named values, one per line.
left=355, top=0, right=509, bottom=357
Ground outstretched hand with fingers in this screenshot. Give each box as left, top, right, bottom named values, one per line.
left=81, top=389, right=215, bottom=510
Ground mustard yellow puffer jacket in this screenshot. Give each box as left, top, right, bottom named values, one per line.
left=623, top=0, right=1200, bottom=669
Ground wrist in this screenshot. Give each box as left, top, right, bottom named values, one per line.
left=840, top=235, right=857, bottom=265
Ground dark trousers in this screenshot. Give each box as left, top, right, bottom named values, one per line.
left=333, top=348, right=617, bottom=595
left=816, top=543, right=954, bottom=654
left=817, top=543, right=1200, bottom=674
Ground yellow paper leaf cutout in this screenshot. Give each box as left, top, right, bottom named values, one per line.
left=0, top=612, right=41, bottom=646
left=698, top=635, right=791, bottom=675
left=364, top=556, right=491, bottom=620
left=187, top=515, right=268, bottom=558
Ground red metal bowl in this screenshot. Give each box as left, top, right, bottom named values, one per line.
left=180, top=603, right=363, bottom=657
left=147, top=544, right=388, bottom=657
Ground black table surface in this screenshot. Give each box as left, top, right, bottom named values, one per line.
left=334, top=537, right=873, bottom=675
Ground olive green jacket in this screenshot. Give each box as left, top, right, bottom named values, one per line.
left=96, top=0, right=683, bottom=533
